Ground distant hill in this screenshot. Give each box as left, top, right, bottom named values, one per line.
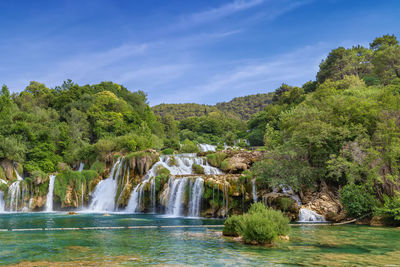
left=152, top=93, right=273, bottom=121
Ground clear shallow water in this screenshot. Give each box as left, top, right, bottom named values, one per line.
left=0, top=213, right=399, bottom=266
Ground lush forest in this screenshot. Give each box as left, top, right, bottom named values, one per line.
left=153, top=93, right=273, bottom=121
left=1, top=34, right=400, bottom=223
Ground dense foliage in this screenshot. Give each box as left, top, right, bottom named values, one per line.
left=223, top=203, right=290, bottom=244
left=247, top=34, right=400, bottom=220
left=153, top=93, right=273, bottom=121
left=0, top=81, right=162, bottom=177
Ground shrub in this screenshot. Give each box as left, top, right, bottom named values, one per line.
left=277, top=197, right=295, bottom=212
left=90, top=160, right=106, bottom=175
left=220, top=158, right=231, bottom=172
left=377, top=195, right=400, bottom=223
left=192, top=163, right=205, bottom=174
left=180, top=139, right=199, bottom=153
left=162, top=148, right=174, bottom=155
left=206, top=152, right=227, bottom=167
left=223, top=202, right=290, bottom=245
left=340, top=184, right=376, bottom=218
left=223, top=215, right=243, bottom=237
left=156, top=166, right=170, bottom=177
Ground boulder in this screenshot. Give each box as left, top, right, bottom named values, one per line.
left=222, top=150, right=265, bottom=173
left=0, top=159, right=14, bottom=180
left=302, top=182, right=345, bottom=222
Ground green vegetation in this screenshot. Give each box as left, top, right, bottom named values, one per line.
left=223, top=203, right=290, bottom=245
left=246, top=34, right=400, bottom=222
left=192, top=164, right=205, bottom=174
left=179, top=139, right=199, bottom=153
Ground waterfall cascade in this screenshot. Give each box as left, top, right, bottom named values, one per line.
left=198, top=144, right=216, bottom=152
left=0, top=191, right=5, bottom=212
left=165, top=177, right=189, bottom=216
left=44, top=175, right=56, bottom=212
left=298, top=208, right=326, bottom=222
left=188, top=177, right=204, bottom=217
left=7, top=169, right=28, bottom=212
left=125, top=153, right=221, bottom=213
left=78, top=162, right=84, bottom=172
left=88, top=158, right=123, bottom=212
left=251, top=179, right=258, bottom=203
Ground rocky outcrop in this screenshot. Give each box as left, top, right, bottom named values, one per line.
left=0, top=159, right=14, bottom=180
left=128, top=150, right=159, bottom=176
left=223, top=150, right=265, bottom=173
left=301, top=182, right=345, bottom=222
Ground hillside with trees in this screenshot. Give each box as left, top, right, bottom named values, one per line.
left=153, top=93, right=273, bottom=121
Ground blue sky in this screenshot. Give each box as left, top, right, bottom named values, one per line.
left=1, top=0, right=399, bottom=105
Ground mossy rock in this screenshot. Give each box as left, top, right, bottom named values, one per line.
left=156, top=166, right=170, bottom=177
left=192, top=164, right=205, bottom=174
left=0, top=167, right=6, bottom=181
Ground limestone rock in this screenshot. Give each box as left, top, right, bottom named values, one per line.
left=0, top=159, right=14, bottom=180
left=302, top=182, right=345, bottom=222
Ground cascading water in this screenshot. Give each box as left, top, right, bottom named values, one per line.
left=88, top=158, right=122, bottom=212
left=298, top=208, right=326, bottom=222
left=7, top=169, right=27, bottom=212
left=188, top=177, right=204, bottom=217
left=166, top=177, right=188, bottom=216
left=0, top=191, right=5, bottom=212
left=198, top=144, right=216, bottom=152
left=252, top=179, right=258, bottom=203
left=125, top=153, right=221, bottom=213
left=78, top=162, right=84, bottom=172
left=44, top=175, right=56, bottom=212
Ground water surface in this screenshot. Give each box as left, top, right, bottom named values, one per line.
left=0, top=213, right=399, bottom=266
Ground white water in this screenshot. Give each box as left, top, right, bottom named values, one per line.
left=198, top=144, right=216, bottom=152
left=44, top=175, right=56, bottom=212
left=7, top=169, right=25, bottom=212
left=251, top=179, right=258, bottom=203
left=125, top=154, right=222, bottom=213
left=188, top=177, right=204, bottom=217
left=78, top=162, right=84, bottom=172
left=0, top=191, right=5, bottom=212
left=166, top=177, right=189, bottom=216
left=298, top=208, right=326, bottom=222
left=88, top=159, right=122, bottom=212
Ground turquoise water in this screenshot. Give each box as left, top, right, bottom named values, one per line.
left=0, top=213, right=399, bottom=266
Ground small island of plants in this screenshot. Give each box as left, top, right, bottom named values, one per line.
left=223, top=202, right=291, bottom=245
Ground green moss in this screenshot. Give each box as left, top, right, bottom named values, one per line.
left=220, top=159, right=231, bottom=172
left=179, top=139, right=200, bottom=153
left=0, top=167, right=6, bottom=180
left=39, top=181, right=49, bottom=196
left=192, top=164, right=205, bottom=174
left=0, top=183, right=8, bottom=193
left=162, top=148, right=174, bottom=155
left=168, top=156, right=177, bottom=167
left=156, top=166, right=170, bottom=177
left=90, top=161, right=106, bottom=175
left=206, top=152, right=227, bottom=168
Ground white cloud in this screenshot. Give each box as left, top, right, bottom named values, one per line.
left=180, top=0, right=265, bottom=26
left=150, top=43, right=329, bottom=104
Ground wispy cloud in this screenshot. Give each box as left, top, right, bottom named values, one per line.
left=180, top=0, right=265, bottom=26
left=151, top=43, right=330, bottom=104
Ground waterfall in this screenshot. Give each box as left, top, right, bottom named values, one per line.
left=188, top=177, right=204, bottom=217
left=251, top=179, right=258, bottom=203
left=298, top=208, right=326, bottom=222
left=0, top=191, right=5, bottom=212
left=78, top=162, right=84, bottom=172
left=198, top=144, right=216, bottom=152
left=44, top=175, right=56, bottom=212
left=7, top=169, right=26, bottom=212
left=88, top=158, right=122, bottom=212
left=166, top=177, right=188, bottom=216
left=125, top=153, right=222, bottom=213
left=8, top=181, right=22, bottom=211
